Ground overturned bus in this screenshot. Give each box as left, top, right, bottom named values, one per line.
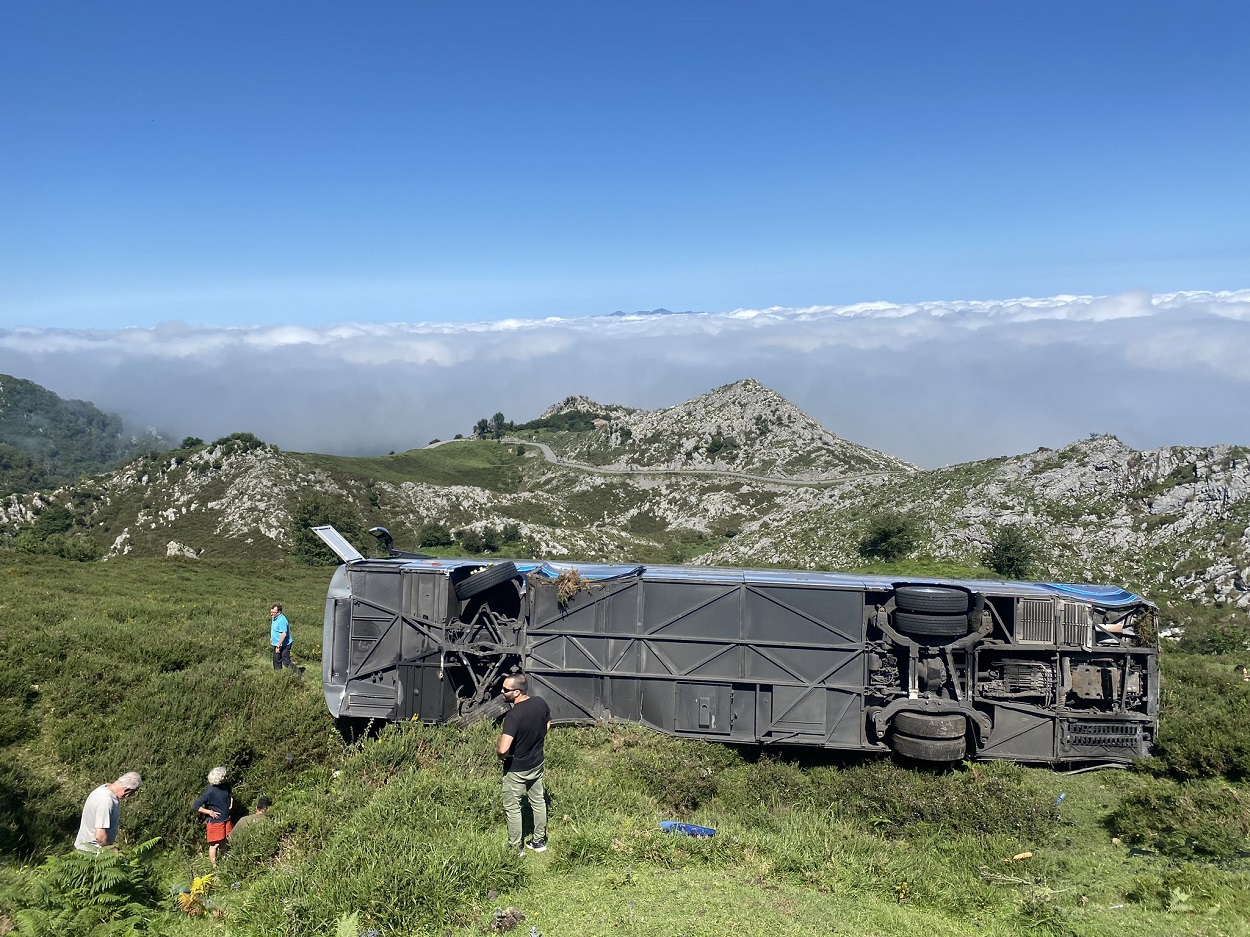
left=314, top=526, right=1159, bottom=765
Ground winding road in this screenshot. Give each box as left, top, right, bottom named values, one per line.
left=424, top=436, right=910, bottom=488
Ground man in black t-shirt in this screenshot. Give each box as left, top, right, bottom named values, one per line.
left=497, top=674, right=551, bottom=854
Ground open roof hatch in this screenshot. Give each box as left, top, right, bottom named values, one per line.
left=312, top=525, right=364, bottom=564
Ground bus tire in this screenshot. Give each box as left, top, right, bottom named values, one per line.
left=894, top=585, right=970, bottom=614
left=891, top=732, right=967, bottom=762
left=455, top=561, right=520, bottom=600
left=893, top=611, right=970, bottom=638
left=893, top=712, right=967, bottom=739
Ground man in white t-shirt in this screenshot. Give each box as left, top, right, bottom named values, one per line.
left=75, top=772, right=142, bottom=853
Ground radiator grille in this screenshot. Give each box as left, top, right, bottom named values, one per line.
left=1059, top=602, right=1091, bottom=646
left=1017, top=599, right=1054, bottom=643
left=1065, top=722, right=1139, bottom=748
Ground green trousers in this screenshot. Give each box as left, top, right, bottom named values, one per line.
left=501, top=763, right=546, bottom=848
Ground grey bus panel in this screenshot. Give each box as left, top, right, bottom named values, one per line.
left=319, top=531, right=1159, bottom=765
left=525, top=571, right=872, bottom=748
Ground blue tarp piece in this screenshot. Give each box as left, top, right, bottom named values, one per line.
left=659, top=820, right=716, bottom=837
left=1044, top=583, right=1143, bottom=605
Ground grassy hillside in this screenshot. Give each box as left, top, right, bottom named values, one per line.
left=1, top=552, right=1249, bottom=937
left=0, top=554, right=335, bottom=859
left=298, top=441, right=528, bottom=492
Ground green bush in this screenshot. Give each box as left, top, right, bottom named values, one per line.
left=626, top=511, right=668, bottom=535
left=218, top=817, right=284, bottom=880
left=513, top=409, right=607, bottom=433
left=715, top=756, right=814, bottom=816
left=0, top=761, right=78, bottom=859
left=209, top=432, right=266, bottom=454
left=7, top=504, right=102, bottom=562
left=287, top=491, right=364, bottom=565
left=457, top=528, right=486, bottom=553
left=417, top=522, right=453, bottom=548
left=1176, top=615, right=1250, bottom=655
left=983, top=524, right=1035, bottom=579
left=455, top=524, right=526, bottom=555
left=31, top=506, right=74, bottom=540
left=1109, top=777, right=1250, bottom=860
left=0, top=669, right=38, bottom=748
left=13, top=532, right=103, bottom=562
left=706, top=433, right=739, bottom=457
left=0, top=442, right=47, bottom=496
left=857, top=512, right=919, bottom=562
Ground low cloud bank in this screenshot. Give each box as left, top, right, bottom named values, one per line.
left=2, top=289, right=1247, bottom=467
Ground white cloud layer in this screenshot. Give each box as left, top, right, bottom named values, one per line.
left=2, top=289, right=1248, bottom=467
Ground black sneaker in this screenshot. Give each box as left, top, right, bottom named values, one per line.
left=526, top=836, right=547, bottom=853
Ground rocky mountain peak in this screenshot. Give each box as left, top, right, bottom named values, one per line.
left=548, top=378, right=915, bottom=480
left=677, top=377, right=781, bottom=411
left=539, top=395, right=634, bottom=420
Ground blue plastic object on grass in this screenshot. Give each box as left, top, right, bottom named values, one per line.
left=659, top=820, right=716, bottom=837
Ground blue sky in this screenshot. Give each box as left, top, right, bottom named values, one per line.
left=2, top=3, right=1249, bottom=463
left=3, top=1, right=1247, bottom=329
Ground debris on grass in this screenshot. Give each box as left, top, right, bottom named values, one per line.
left=491, top=906, right=526, bottom=933
left=659, top=820, right=717, bottom=837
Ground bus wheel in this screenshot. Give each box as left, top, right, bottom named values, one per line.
left=893, top=712, right=967, bottom=739
left=894, top=585, right=970, bottom=614
left=893, top=611, right=970, bottom=638
left=455, top=561, right=520, bottom=599
left=891, top=732, right=967, bottom=762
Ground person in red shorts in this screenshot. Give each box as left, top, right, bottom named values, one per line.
left=193, top=766, right=234, bottom=867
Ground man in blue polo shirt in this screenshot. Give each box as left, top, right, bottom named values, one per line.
left=270, top=603, right=295, bottom=671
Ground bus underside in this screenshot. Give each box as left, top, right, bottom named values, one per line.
left=317, top=527, right=1158, bottom=766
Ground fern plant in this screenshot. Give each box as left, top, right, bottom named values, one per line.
left=8, top=838, right=163, bottom=937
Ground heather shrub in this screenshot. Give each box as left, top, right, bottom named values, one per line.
left=1145, top=653, right=1250, bottom=780
left=611, top=734, right=741, bottom=814
left=1108, top=776, right=1250, bottom=860
left=820, top=760, right=1062, bottom=839
left=715, top=756, right=815, bottom=815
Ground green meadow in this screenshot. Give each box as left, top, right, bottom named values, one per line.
left=297, top=441, right=529, bottom=492
left=1, top=553, right=1249, bottom=937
